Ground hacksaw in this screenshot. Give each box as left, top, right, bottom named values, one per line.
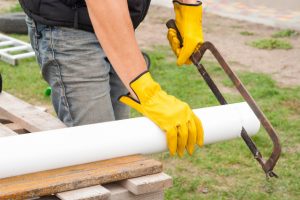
left=166, top=19, right=281, bottom=178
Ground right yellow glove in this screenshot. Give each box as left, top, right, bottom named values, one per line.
left=119, top=72, right=204, bottom=157
left=167, top=0, right=204, bottom=66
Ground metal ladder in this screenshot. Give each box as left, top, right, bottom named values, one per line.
left=0, top=33, right=35, bottom=66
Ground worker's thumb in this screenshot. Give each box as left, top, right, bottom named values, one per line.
left=119, top=95, right=143, bottom=114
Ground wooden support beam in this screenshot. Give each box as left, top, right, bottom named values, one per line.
left=0, top=92, right=169, bottom=200
left=120, top=172, right=172, bottom=195
left=0, top=92, right=65, bottom=132
left=54, top=173, right=172, bottom=200
left=5, top=123, right=26, bottom=133
left=0, top=123, right=17, bottom=137
left=0, top=115, right=12, bottom=124
left=56, top=185, right=111, bottom=200
left=104, top=183, right=164, bottom=200
left=0, top=155, right=162, bottom=200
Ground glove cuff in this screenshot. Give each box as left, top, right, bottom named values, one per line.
left=173, top=0, right=202, bottom=6
left=129, top=71, right=162, bottom=103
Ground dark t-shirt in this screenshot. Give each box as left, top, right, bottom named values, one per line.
left=18, top=0, right=151, bottom=32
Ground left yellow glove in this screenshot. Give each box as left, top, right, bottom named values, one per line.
left=119, top=72, right=204, bottom=157
left=167, top=0, right=204, bottom=66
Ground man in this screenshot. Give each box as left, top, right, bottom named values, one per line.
left=19, top=0, right=204, bottom=157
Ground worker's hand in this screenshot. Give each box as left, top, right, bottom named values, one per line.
left=119, top=72, right=204, bottom=157
left=167, top=1, right=204, bottom=66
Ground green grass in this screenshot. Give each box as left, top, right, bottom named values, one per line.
left=0, top=34, right=50, bottom=106
left=272, top=29, right=298, bottom=38
left=8, top=3, right=23, bottom=13
left=240, top=31, right=254, bottom=36
left=1, top=36, right=299, bottom=199
left=249, top=39, right=293, bottom=50
left=146, top=47, right=299, bottom=200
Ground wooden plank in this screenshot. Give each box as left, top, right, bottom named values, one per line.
left=104, top=184, right=164, bottom=200
left=55, top=173, right=172, bottom=200
left=0, top=155, right=162, bottom=200
left=56, top=186, right=111, bottom=200
left=0, top=115, right=12, bottom=124
left=0, top=92, right=65, bottom=132
left=5, top=123, right=24, bottom=133
left=38, top=196, right=60, bottom=200
left=120, top=172, right=172, bottom=195
left=0, top=93, right=170, bottom=199
left=0, top=123, right=17, bottom=137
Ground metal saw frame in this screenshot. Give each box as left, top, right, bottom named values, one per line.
left=167, top=19, right=281, bottom=178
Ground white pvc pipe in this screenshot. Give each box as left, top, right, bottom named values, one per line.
left=0, top=102, right=260, bottom=179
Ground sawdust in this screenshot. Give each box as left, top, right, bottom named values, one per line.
left=136, top=5, right=300, bottom=87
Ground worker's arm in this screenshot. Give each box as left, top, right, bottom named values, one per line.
left=85, top=0, right=146, bottom=97
left=85, top=0, right=203, bottom=157
left=167, top=0, right=204, bottom=66
left=85, top=0, right=200, bottom=93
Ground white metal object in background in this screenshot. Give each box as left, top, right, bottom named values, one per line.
left=0, top=33, right=35, bottom=65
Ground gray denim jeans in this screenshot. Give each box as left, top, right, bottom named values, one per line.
left=25, top=16, right=130, bottom=127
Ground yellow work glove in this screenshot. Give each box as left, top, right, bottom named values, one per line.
left=119, top=72, right=204, bottom=157
left=167, top=0, right=204, bottom=66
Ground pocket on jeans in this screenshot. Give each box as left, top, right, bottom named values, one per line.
left=25, top=15, right=44, bottom=67
left=25, top=16, right=39, bottom=52
left=25, top=16, right=35, bottom=28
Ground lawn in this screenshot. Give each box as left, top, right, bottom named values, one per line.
left=0, top=35, right=299, bottom=199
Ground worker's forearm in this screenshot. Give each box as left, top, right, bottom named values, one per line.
left=85, top=0, right=147, bottom=98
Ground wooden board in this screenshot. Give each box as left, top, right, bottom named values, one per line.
left=5, top=122, right=24, bottom=133
left=121, top=173, right=172, bottom=195
left=56, top=185, right=111, bottom=200
left=0, top=123, right=17, bottom=137
left=55, top=173, right=172, bottom=200
left=0, top=92, right=65, bottom=132
left=0, top=155, right=162, bottom=200
left=105, top=183, right=164, bottom=200
left=0, top=92, right=168, bottom=200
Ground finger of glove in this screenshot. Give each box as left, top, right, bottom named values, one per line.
left=167, top=29, right=181, bottom=57
left=166, top=127, right=178, bottom=156
left=177, top=41, right=198, bottom=66
left=186, top=120, right=197, bottom=155
left=177, top=123, right=188, bottom=157
left=193, top=113, right=204, bottom=147
left=119, top=96, right=142, bottom=114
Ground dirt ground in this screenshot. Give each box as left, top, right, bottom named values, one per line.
left=0, top=0, right=16, bottom=12
left=136, top=6, right=300, bottom=87
left=1, top=2, right=299, bottom=86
